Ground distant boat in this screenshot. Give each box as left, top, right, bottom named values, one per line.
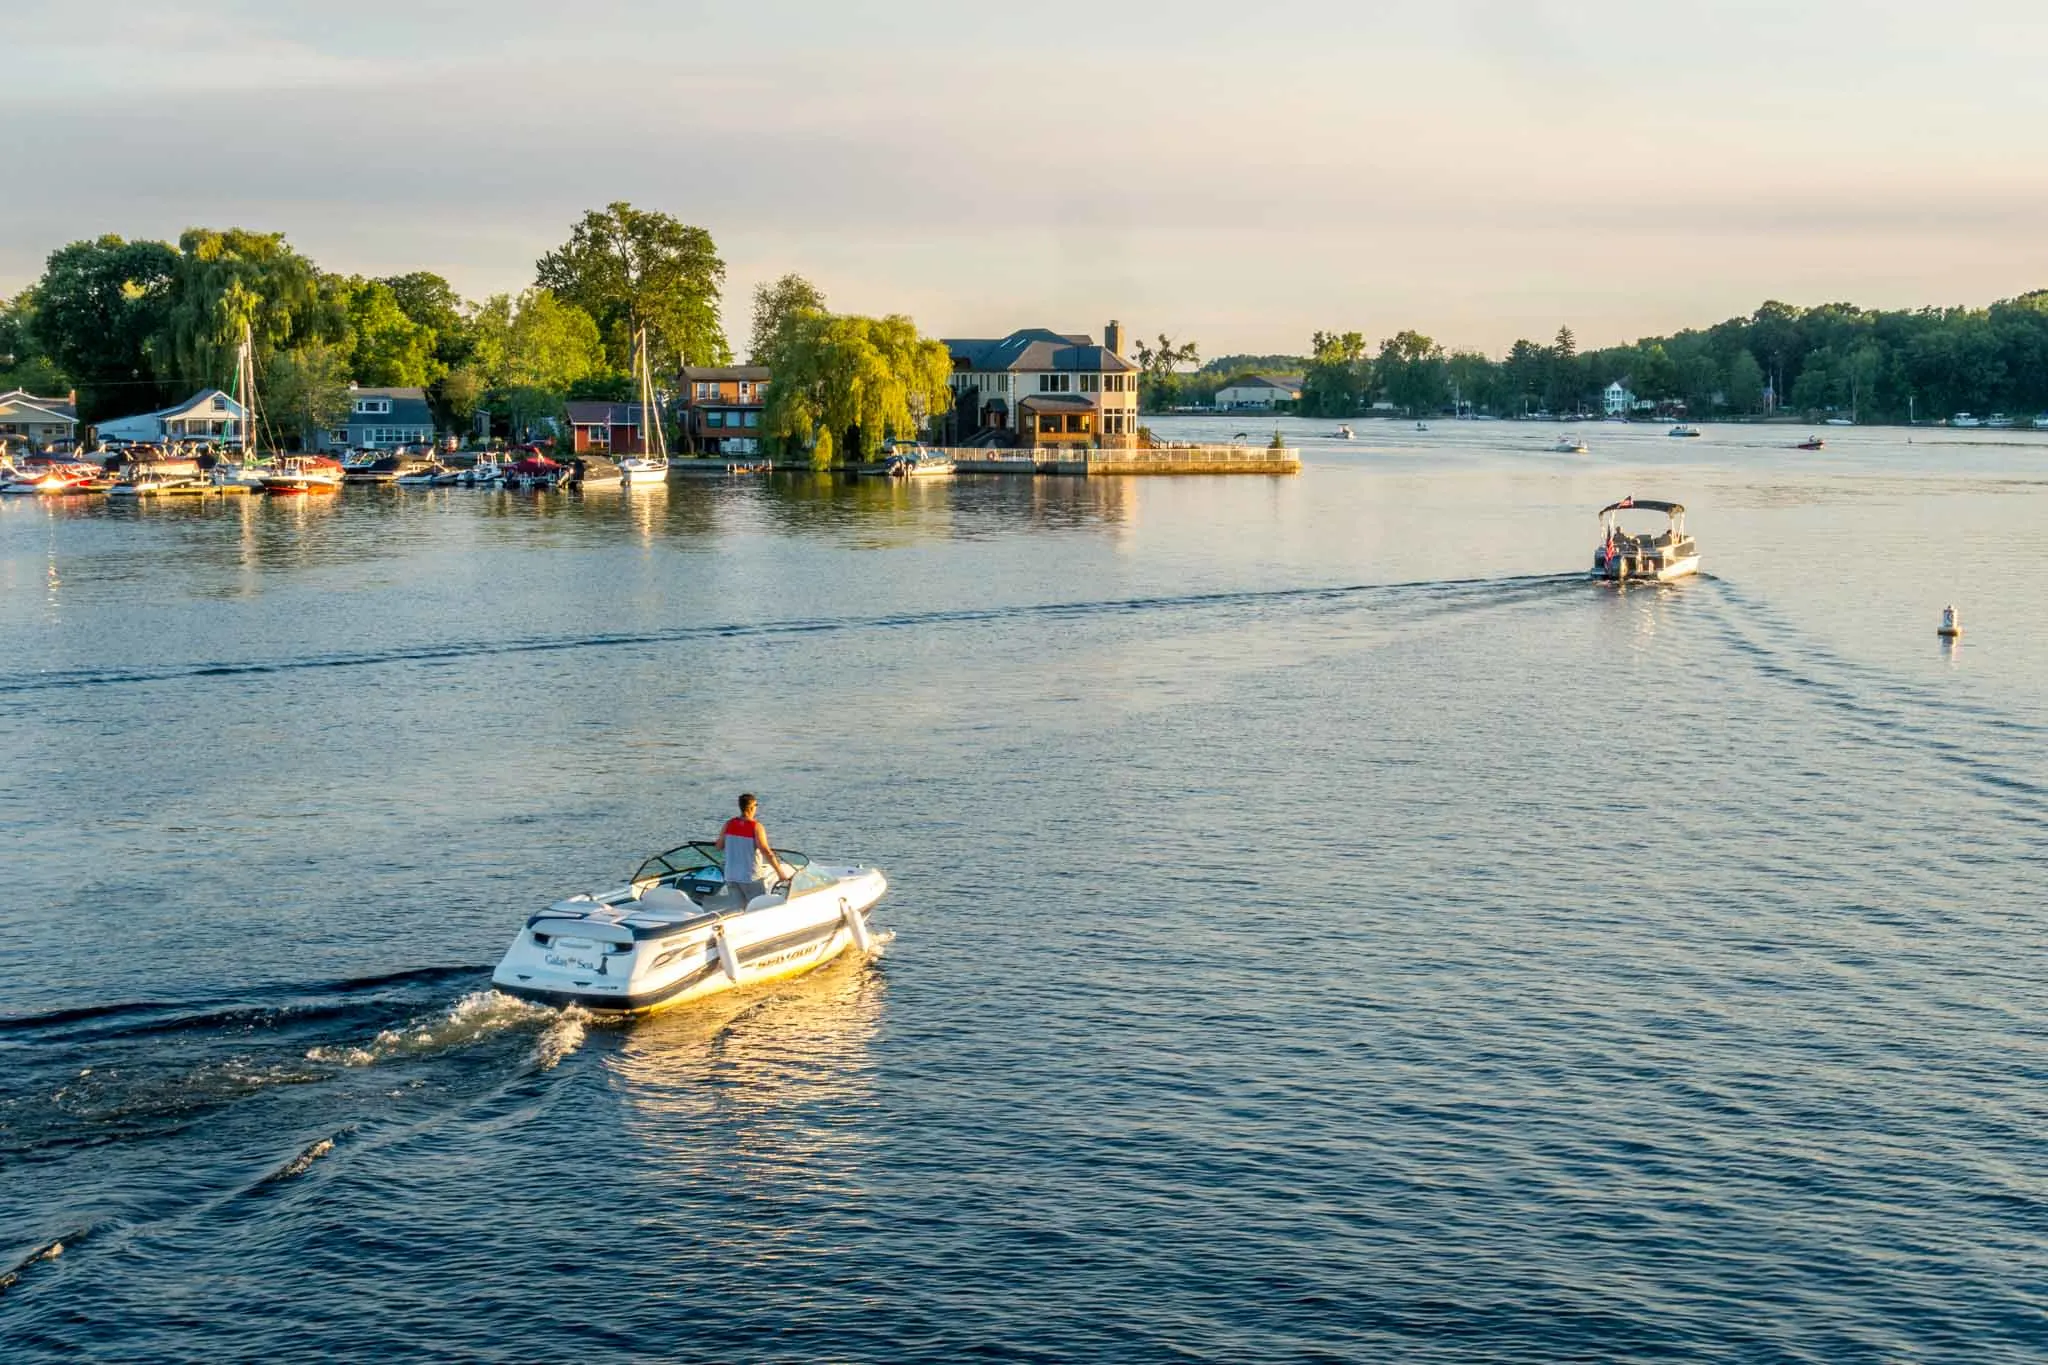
left=1332, top=424, right=1355, bottom=440
left=1415, top=421, right=1430, bottom=431
left=1951, top=412, right=1981, bottom=428
left=1668, top=424, right=1702, bottom=438
left=1795, top=436, right=1825, bottom=451
left=1825, top=417, right=1855, bottom=427
left=1986, top=413, right=2016, bottom=429
left=1552, top=436, right=1588, bottom=454
left=2035, top=415, right=2048, bottom=430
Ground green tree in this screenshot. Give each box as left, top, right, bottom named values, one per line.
left=28, top=235, right=180, bottom=422
left=760, top=312, right=952, bottom=462
left=152, top=228, right=336, bottom=390
left=1132, top=334, right=1200, bottom=411
left=1725, top=351, right=1766, bottom=414
left=340, top=278, right=440, bottom=387
left=470, top=290, right=607, bottom=393
left=1377, top=330, right=1448, bottom=415
left=263, top=342, right=353, bottom=450
left=379, top=271, right=471, bottom=368
left=535, top=202, right=728, bottom=375
left=0, top=291, right=70, bottom=394
left=749, top=272, right=826, bottom=364
left=1299, top=330, right=1369, bottom=417
left=436, top=366, right=487, bottom=436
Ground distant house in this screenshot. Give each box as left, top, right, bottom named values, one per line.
left=941, top=321, right=1139, bottom=448
left=96, top=390, right=244, bottom=445
left=0, top=390, right=78, bottom=449
left=565, top=400, right=651, bottom=455
left=679, top=366, right=769, bottom=454
left=318, top=386, right=435, bottom=452
left=1603, top=380, right=1635, bottom=417
left=1214, top=375, right=1303, bottom=410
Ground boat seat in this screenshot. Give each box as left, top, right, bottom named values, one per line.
left=636, top=885, right=700, bottom=916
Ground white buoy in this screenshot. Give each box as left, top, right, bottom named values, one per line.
left=712, top=924, right=741, bottom=981
left=1938, top=605, right=1962, bottom=638
left=840, top=897, right=875, bottom=954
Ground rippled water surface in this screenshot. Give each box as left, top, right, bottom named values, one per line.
left=4, top=420, right=2046, bottom=1362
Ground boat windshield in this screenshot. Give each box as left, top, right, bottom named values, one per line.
left=630, top=841, right=813, bottom=885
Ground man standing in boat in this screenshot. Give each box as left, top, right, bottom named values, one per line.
left=720, top=793, right=791, bottom=903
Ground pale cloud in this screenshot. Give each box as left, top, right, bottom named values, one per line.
left=4, top=0, right=2046, bottom=354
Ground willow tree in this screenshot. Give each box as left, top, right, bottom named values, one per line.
left=151, top=229, right=335, bottom=389
left=535, top=202, right=728, bottom=376
left=761, top=312, right=952, bottom=466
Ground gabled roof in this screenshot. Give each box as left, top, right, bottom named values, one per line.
left=945, top=329, right=1135, bottom=374
left=346, top=386, right=433, bottom=427
left=105, top=389, right=244, bottom=424
left=1020, top=393, right=1097, bottom=411
left=0, top=394, right=77, bottom=424
left=1219, top=374, right=1303, bottom=391
left=564, top=401, right=647, bottom=426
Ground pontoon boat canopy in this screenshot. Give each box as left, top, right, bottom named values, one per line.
left=1600, top=499, right=1684, bottom=516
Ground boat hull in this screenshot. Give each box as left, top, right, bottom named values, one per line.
left=1594, top=553, right=1699, bottom=583
left=491, top=868, right=887, bottom=1016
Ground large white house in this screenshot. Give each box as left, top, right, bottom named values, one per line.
left=942, top=321, right=1140, bottom=447
left=1603, top=380, right=1637, bottom=417
left=1215, top=375, right=1303, bottom=410
left=96, top=390, right=245, bottom=444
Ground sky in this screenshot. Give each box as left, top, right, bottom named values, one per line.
left=6, top=0, right=2047, bottom=357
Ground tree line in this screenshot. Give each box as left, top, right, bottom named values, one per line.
left=1135, top=293, right=2048, bottom=422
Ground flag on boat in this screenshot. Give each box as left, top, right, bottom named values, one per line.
left=1616, top=495, right=1634, bottom=508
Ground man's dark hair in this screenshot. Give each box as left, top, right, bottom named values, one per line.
left=738, top=793, right=757, bottom=813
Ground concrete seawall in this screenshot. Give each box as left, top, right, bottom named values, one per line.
left=939, top=445, right=1300, bottom=476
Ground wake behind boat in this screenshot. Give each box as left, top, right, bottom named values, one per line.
left=491, top=841, right=887, bottom=1014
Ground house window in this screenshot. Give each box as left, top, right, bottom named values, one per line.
left=744, top=411, right=759, bottom=428
left=1039, top=373, right=1070, bottom=393
left=354, top=398, right=391, bottom=415
left=706, top=411, right=724, bottom=428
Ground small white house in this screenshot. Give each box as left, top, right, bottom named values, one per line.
left=96, top=390, right=245, bottom=444
left=1215, top=375, right=1303, bottom=410
left=1603, top=380, right=1635, bottom=417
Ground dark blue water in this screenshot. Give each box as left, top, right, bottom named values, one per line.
left=4, top=421, right=2046, bottom=1361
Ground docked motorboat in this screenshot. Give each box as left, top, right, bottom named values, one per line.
left=880, top=445, right=956, bottom=479
left=395, top=463, right=447, bottom=487
left=2, top=458, right=101, bottom=495
left=1592, top=496, right=1699, bottom=583
left=1668, top=424, right=1702, bottom=438
left=491, top=841, right=888, bottom=1014
left=259, top=456, right=345, bottom=494
left=1552, top=435, right=1588, bottom=454
left=568, top=455, right=624, bottom=487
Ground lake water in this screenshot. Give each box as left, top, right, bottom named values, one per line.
left=4, top=418, right=2046, bottom=1362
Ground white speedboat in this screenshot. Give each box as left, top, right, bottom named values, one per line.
left=1332, top=425, right=1354, bottom=440
left=258, top=456, right=345, bottom=494
left=1592, top=496, right=1699, bottom=583
left=491, top=841, right=888, bottom=1015
left=1552, top=435, right=1588, bottom=454
left=1668, top=424, right=1702, bottom=438
left=881, top=447, right=956, bottom=478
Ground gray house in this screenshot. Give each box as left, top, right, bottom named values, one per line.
left=319, top=386, right=436, bottom=452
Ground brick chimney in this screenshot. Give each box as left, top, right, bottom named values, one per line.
left=1104, top=320, right=1124, bottom=358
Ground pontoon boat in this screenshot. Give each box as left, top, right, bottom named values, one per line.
left=491, top=841, right=887, bottom=1014
left=1592, top=496, right=1699, bottom=583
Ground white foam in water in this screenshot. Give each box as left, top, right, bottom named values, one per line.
left=275, top=1137, right=335, bottom=1180
left=306, top=990, right=576, bottom=1068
